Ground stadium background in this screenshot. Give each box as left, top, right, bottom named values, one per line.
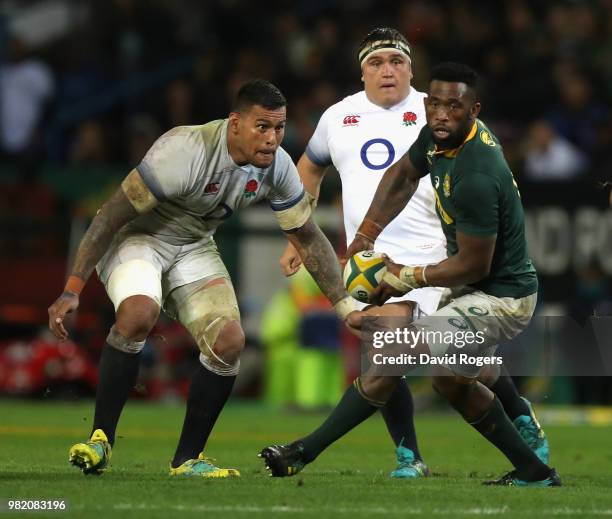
left=0, top=0, right=611, bottom=407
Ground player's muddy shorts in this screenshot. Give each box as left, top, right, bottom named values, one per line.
left=413, top=287, right=537, bottom=377
left=96, top=231, right=232, bottom=315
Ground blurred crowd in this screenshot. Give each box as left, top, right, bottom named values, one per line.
left=1, top=0, right=610, bottom=403
left=0, top=0, right=611, bottom=184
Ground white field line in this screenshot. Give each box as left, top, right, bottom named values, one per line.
left=71, top=503, right=612, bottom=515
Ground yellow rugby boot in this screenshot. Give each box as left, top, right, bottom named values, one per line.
left=169, top=453, right=240, bottom=478
left=68, top=429, right=111, bottom=475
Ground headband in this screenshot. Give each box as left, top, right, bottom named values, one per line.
left=359, top=39, right=411, bottom=65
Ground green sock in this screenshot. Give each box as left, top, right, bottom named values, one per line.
left=470, top=396, right=549, bottom=481
left=489, top=367, right=530, bottom=420
left=300, top=381, right=383, bottom=463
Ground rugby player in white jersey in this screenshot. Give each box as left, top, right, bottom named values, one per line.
left=48, top=79, right=358, bottom=478
left=276, top=28, right=548, bottom=478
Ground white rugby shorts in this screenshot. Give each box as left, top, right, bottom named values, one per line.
left=97, top=231, right=230, bottom=312
left=413, top=287, right=537, bottom=377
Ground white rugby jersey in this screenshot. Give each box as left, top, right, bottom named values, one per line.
left=130, top=119, right=304, bottom=245
left=306, top=89, right=446, bottom=265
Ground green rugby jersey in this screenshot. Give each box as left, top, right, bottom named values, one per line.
left=408, top=119, right=537, bottom=298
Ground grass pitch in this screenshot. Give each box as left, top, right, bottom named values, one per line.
left=1, top=399, right=611, bottom=518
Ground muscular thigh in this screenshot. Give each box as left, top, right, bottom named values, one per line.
left=165, top=276, right=240, bottom=358
left=98, top=232, right=231, bottom=312
left=97, top=232, right=170, bottom=310
left=413, top=290, right=537, bottom=378
left=163, top=237, right=230, bottom=296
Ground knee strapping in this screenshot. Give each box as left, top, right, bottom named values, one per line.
left=191, top=316, right=244, bottom=373
left=177, top=282, right=241, bottom=375
left=199, top=352, right=240, bottom=376
left=107, top=325, right=146, bottom=354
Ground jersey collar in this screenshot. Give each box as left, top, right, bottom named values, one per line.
left=362, top=86, right=414, bottom=112
left=433, top=121, right=478, bottom=158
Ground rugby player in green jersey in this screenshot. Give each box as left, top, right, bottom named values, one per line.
left=261, top=63, right=559, bottom=487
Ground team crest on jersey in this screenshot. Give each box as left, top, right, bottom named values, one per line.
left=343, top=115, right=360, bottom=126
left=443, top=172, right=451, bottom=197
left=243, top=179, right=259, bottom=198
left=204, top=182, right=220, bottom=195
left=480, top=130, right=496, bottom=147
left=402, top=112, right=417, bottom=126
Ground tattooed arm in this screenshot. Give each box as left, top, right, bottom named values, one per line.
left=286, top=217, right=356, bottom=320
left=48, top=169, right=157, bottom=339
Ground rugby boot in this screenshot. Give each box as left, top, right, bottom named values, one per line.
left=169, top=453, right=240, bottom=478
left=484, top=468, right=561, bottom=487
left=259, top=442, right=306, bottom=477
left=68, top=429, right=112, bottom=475
left=390, top=444, right=429, bottom=478
left=513, top=397, right=550, bottom=464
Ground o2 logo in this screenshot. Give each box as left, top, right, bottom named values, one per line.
left=360, top=138, right=395, bottom=170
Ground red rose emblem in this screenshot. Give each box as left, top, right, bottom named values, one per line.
left=244, top=179, right=259, bottom=197
left=403, top=112, right=417, bottom=125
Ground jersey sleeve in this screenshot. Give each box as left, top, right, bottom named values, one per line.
left=453, top=172, right=500, bottom=236
left=407, top=125, right=432, bottom=176
left=304, top=108, right=333, bottom=167
left=136, top=127, right=201, bottom=201
left=267, top=147, right=306, bottom=210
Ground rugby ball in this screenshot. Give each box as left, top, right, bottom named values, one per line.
left=343, top=251, right=387, bottom=303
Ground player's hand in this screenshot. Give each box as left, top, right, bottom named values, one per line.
left=370, top=256, right=406, bottom=305
left=344, top=234, right=374, bottom=267
left=345, top=310, right=365, bottom=336
left=48, top=292, right=80, bottom=340
left=279, top=242, right=302, bottom=276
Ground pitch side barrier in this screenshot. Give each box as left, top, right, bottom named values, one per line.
left=359, top=315, right=612, bottom=377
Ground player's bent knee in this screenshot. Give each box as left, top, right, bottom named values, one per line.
left=106, top=325, right=147, bottom=354
left=177, top=279, right=242, bottom=376
left=189, top=315, right=242, bottom=375
left=212, top=320, right=245, bottom=365
left=476, top=363, right=501, bottom=387
left=432, top=371, right=476, bottom=402
left=114, top=295, right=160, bottom=341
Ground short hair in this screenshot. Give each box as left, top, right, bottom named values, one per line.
left=233, top=79, right=286, bottom=113
left=430, top=62, right=479, bottom=96
left=358, top=27, right=410, bottom=63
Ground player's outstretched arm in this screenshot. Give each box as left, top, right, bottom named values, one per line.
left=286, top=217, right=356, bottom=322
left=280, top=154, right=327, bottom=276
left=370, top=231, right=497, bottom=305
left=48, top=169, right=157, bottom=339
left=346, top=153, right=424, bottom=259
